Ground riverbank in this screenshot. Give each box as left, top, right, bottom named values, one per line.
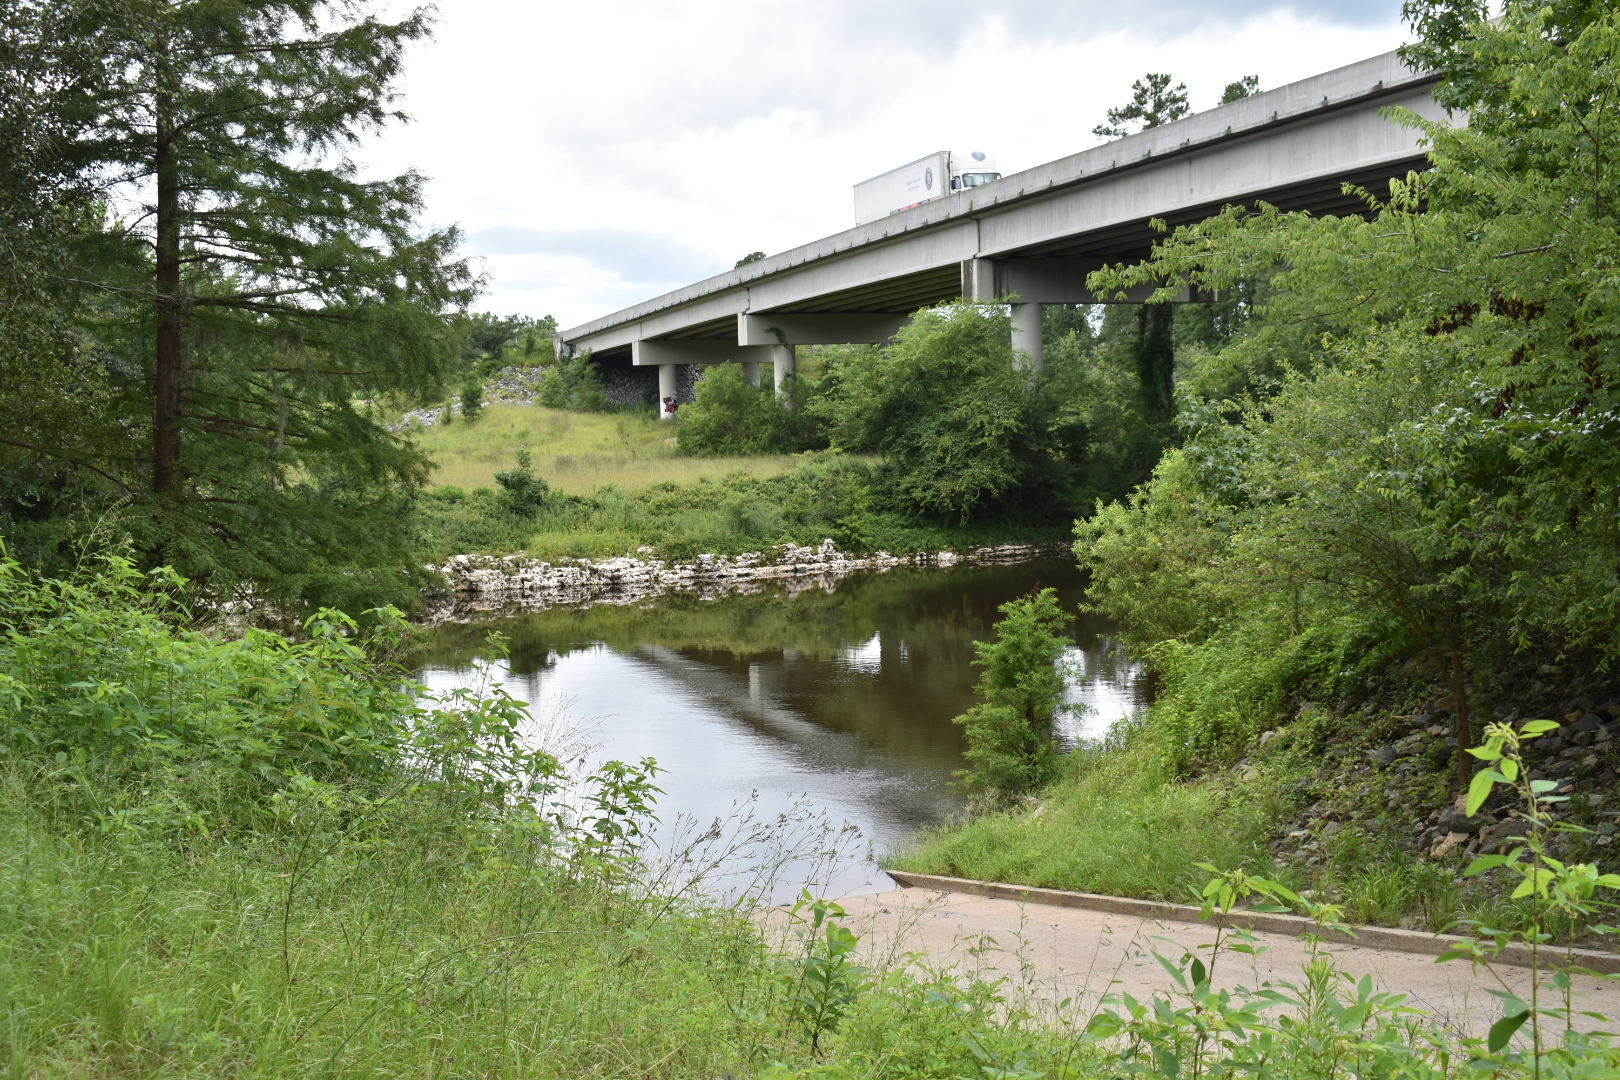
left=422, top=539, right=1067, bottom=621
left=890, top=661, right=1620, bottom=939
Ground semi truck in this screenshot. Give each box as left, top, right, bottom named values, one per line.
left=852, top=150, right=1000, bottom=225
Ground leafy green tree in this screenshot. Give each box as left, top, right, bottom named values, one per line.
left=1093, top=73, right=1196, bottom=422
left=677, top=365, right=775, bottom=454
left=952, top=588, right=1071, bottom=801
left=0, top=3, right=127, bottom=563
left=815, top=302, right=1053, bottom=521
left=538, top=350, right=608, bottom=412
left=1085, top=0, right=1620, bottom=781
left=734, top=251, right=766, bottom=268
left=494, top=448, right=551, bottom=517
left=1, top=0, right=473, bottom=612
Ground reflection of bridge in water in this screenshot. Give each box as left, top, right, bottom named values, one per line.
left=630, top=641, right=963, bottom=831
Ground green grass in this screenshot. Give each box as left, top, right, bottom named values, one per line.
left=4, top=552, right=1611, bottom=1077
left=413, top=405, right=810, bottom=495
left=887, top=735, right=1293, bottom=902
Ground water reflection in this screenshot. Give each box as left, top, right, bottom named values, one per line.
left=414, top=560, right=1148, bottom=900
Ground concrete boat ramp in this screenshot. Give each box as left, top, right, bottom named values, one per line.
left=763, top=873, right=1620, bottom=1040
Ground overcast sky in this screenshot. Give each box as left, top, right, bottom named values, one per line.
left=363, top=1, right=1410, bottom=328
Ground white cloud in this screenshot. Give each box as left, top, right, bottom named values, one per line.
left=362, top=0, right=1408, bottom=325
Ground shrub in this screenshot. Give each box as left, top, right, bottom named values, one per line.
left=676, top=364, right=782, bottom=455
left=538, top=350, right=608, bottom=412
left=494, top=448, right=551, bottom=516
left=952, top=587, right=1071, bottom=801
left=459, top=376, right=484, bottom=421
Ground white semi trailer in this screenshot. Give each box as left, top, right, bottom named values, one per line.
left=852, top=150, right=1000, bottom=225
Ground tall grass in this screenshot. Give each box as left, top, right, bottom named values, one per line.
left=414, top=405, right=807, bottom=495
left=888, top=734, right=1292, bottom=901
left=0, top=771, right=780, bottom=1078
left=5, top=550, right=1616, bottom=1076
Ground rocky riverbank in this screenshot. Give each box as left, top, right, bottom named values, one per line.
left=422, top=540, right=1065, bottom=622
left=1264, top=682, right=1620, bottom=881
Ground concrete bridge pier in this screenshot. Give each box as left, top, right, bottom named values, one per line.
left=1010, top=302, right=1043, bottom=374
left=743, top=361, right=762, bottom=388
left=770, top=345, right=796, bottom=405
left=657, top=363, right=678, bottom=420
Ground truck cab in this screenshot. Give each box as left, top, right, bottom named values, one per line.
left=948, top=150, right=1000, bottom=192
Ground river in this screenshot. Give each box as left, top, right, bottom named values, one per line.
left=414, top=558, right=1147, bottom=902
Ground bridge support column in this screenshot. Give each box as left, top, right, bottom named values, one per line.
left=658, top=363, right=677, bottom=420
left=1010, top=302, right=1044, bottom=374
left=743, top=360, right=761, bottom=388
left=771, top=345, right=796, bottom=407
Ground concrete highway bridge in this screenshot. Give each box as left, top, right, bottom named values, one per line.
left=555, top=49, right=1445, bottom=414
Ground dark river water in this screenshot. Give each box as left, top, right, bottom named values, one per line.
left=414, top=558, right=1148, bottom=901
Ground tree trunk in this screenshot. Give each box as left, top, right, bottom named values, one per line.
left=1135, top=303, right=1176, bottom=418
left=153, top=57, right=184, bottom=496
left=1447, top=647, right=1473, bottom=797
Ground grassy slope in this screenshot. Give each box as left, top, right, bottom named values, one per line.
left=413, top=405, right=809, bottom=495
left=888, top=738, right=1292, bottom=903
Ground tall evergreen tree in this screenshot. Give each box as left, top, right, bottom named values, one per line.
left=1091, top=73, right=1190, bottom=139
left=2, top=0, right=474, bottom=611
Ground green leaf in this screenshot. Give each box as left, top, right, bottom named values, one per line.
left=1520, top=720, right=1559, bottom=735
left=1487, top=1010, right=1530, bottom=1052
left=1465, top=854, right=1510, bottom=877
left=1467, top=768, right=1503, bottom=816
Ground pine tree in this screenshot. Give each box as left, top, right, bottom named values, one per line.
left=4, top=0, right=474, bottom=611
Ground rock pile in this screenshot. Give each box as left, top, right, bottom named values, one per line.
left=422, top=540, right=1062, bottom=623
left=1268, top=688, right=1620, bottom=875
left=390, top=366, right=548, bottom=431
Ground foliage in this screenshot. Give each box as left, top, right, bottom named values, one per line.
left=493, top=447, right=552, bottom=517
left=677, top=363, right=825, bottom=456
left=1083, top=866, right=1464, bottom=1079
left=0, top=0, right=475, bottom=615
left=776, top=893, right=872, bottom=1057
left=459, top=376, right=484, bottom=422
left=1448, top=719, right=1620, bottom=1069
left=1092, top=72, right=1190, bottom=138
left=1075, top=2, right=1620, bottom=801
left=538, top=349, right=610, bottom=412
left=1220, top=74, right=1260, bottom=103
left=813, top=302, right=1063, bottom=522
left=1075, top=448, right=1241, bottom=650
left=451, top=311, right=555, bottom=378
left=1038, top=328, right=1170, bottom=508
left=952, top=588, right=1071, bottom=801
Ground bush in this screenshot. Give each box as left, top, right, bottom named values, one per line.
left=676, top=364, right=782, bottom=455
left=538, top=351, right=608, bottom=412
left=952, top=587, right=1070, bottom=801
left=459, top=376, right=484, bottom=421
left=494, top=447, right=551, bottom=516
